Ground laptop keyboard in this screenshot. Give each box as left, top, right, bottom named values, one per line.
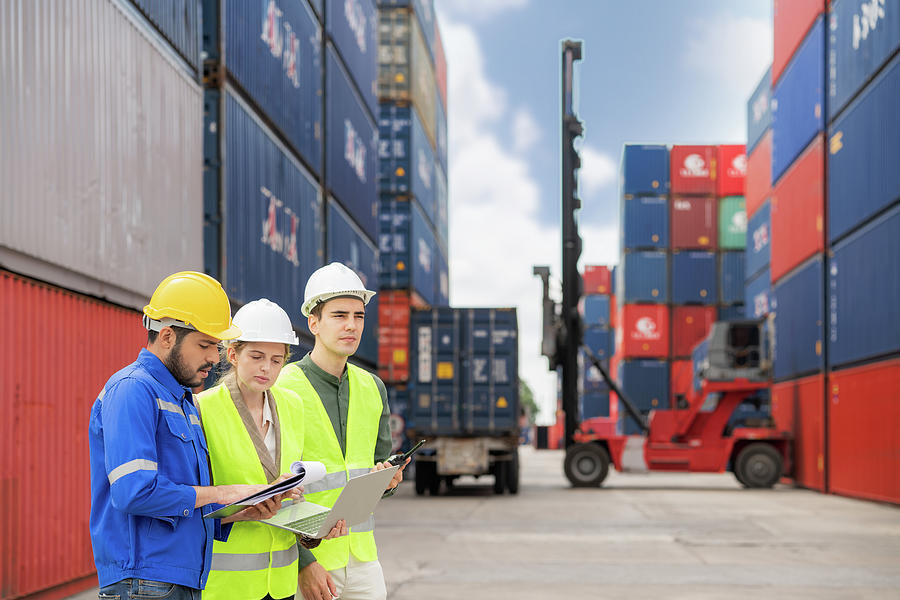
left=284, top=512, right=328, bottom=535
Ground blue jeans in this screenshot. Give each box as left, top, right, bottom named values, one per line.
left=98, top=578, right=200, bottom=600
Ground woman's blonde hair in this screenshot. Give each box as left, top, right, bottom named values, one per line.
left=215, top=340, right=291, bottom=386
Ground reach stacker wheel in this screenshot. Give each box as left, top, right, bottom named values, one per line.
left=564, top=443, right=610, bottom=487
left=735, top=443, right=783, bottom=489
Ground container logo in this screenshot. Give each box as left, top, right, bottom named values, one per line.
left=261, top=0, right=301, bottom=89
left=631, top=316, right=661, bottom=341
left=752, top=90, right=770, bottom=124
left=344, top=0, right=369, bottom=53
left=680, top=154, right=709, bottom=178
left=416, top=147, right=433, bottom=189
left=728, top=154, right=747, bottom=177
left=753, top=223, right=769, bottom=252
left=344, top=119, right=367, bottom=182
left=753, top=291, right=769, bottom=317
left=418, top=237, right=432, bottom=273
left=260, top=188, right=300, bottom=266
left=729, top=211, right=747, bottom=234
left=852, top=0, right=886, bottom=50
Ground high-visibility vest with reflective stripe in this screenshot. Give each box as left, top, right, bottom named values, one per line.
left=279, top=363, right=382, bottom=571
left=197, top=383, right=305, bottom=600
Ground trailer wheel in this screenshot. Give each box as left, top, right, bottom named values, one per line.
left=415, top=461, right=435, bottom=496
left=735, top=443, right=782, bottom=489
left=506, top=448, right=520, bottom=495
left=564, top=443, right=610, bottom=487
left=492, top=460, right=507, bottom=495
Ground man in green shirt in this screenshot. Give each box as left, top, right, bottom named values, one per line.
left=278, top=263, right=406, bottom=600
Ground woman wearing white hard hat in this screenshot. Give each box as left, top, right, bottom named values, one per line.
left=197, top=299, right=347, bottom=600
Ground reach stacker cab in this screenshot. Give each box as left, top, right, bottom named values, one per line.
left=565, top=319, right=792, bottom=488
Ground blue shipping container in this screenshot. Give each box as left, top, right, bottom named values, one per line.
left=671, top=251, right=716, bottom=305
left=720, top=251, right=745, bottom=304
left=378, top=103, right=436, bottom=226
left=772, top=17, right=825, bottom=184
left=747, top=66, right=773, bottom=154
left=221, top=91, right=323, bottom=330
left=623, top=196, right=669, bottom=249
left=774, top=256, right=825, bottom=380
left=621, top=145, right=670, bottom=196
left=435, top=93, right=448, bottom=170
left=326, top=47, right=378, bottom=241
left=220, top=0, right=322, bottom=174
left=583, top=294, right=611, bottom=327
left=745, top=268, right=775, bottom=318
left=828, top=50, right=900, bottom=243
left=827, top=0, right=900, bottom=121
left=727, top=391, right=771, bottom=427
left=623, top=251, right=668, bottom=303
left=434, top=162, right=448, bottom=253
left=129, top=0, right=201, bottom=71
left=408, top=308, right=460, bottom=432
left=718, top=304, right=746, bottom=321
left=583, top=326, right=612, bottom=361
left=618, top=359, right=669, bottom=411
left=745, top=200, right=772, bottom=280
left=581, top=350, right=610, bottom=394
left=326, top=0, right=378, bottom=119
left=580, top=392, right=610, bottom=420
left=379, top=198, right=437, bottom=304
left=434, top=247, right=449, bottom=307
left=828, top=202, right=900, bottom=367
left=611, top=265, right=617, bottom=295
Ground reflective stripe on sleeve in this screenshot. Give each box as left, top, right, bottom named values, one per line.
left=157, top=398, right=186, bottom=417
left=108, top=458, right=158, bottom=485
left=189, top=414, right=201, bottom=426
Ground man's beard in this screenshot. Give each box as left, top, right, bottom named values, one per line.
left=165, top=343, right=214, bottom=388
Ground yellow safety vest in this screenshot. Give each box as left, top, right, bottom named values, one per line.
left=197, top=382, right=305, bottom=600
left=278, top=363, right=383, bottom=571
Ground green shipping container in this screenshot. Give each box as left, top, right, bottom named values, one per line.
left=719, top=196, right=746, bottom=249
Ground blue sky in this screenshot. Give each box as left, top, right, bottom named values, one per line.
left=434, top=0, right=773, bottom=423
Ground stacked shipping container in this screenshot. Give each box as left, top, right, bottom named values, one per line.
left=579, top=266, right=615, bottom=421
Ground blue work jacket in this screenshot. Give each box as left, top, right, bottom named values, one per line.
left=89, top=349, right=230, bottom=588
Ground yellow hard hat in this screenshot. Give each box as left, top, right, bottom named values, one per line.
left=143, top=271, right=242, bottom=340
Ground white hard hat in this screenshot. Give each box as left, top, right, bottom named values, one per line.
left=232, top=299, right=299, bottom=345
left=302, top=262, right=376, bottom=317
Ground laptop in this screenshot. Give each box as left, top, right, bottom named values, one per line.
left=261, top=466, right=399, bottom=538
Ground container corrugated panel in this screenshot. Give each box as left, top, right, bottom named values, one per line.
left=771, top=375, right=826, bottom=491
left=378, top=290, right=412, bottom=383
left=461, top=309, right=519, bottom=433
left=327, top=47, right=379, bottom=241
left=671, top=251, right=717, bottom=305
left=621, top=145, right=670, bottom=196
left=434, top=161, right=449, bottom=252
left=719, top=251, right=745, bottom=305
left=718, top=304, right=746, bottom=321
left=584, top=326, right=612, bottom=361
left=583, top=295, right=611, bottom=327
left=670, top=359, right=693, bottom=407
left=435, top=92, right=448, bottom=171
left=128, top=0, right=200, bottom=71
left=222, top=0, right=322, bottom=174
left=434, top=247, right=449, bottom=306
left=827, top=0, right=900, bottom=121
left=745, top=130, right=772, bottom=218
left=580, top=392, right=611, bottom=420
left=829, top=358, right=900, bottom=503
left=377, top=7, right=437, bottom=149
left=670, top=197, right=717, bottom=250
left=378, top=103, right=436, bottom=226
left=583, top=265, right=612, bottom=295
left=618, top=359, right=670, bottom=411
left=408, top=308, right=460, bottom=432
left=622, top=251, right=668, bottom=303
left=771, top=134, right=825, bottom=283
left=774, top=255, right=825, bottom=380
left=772, top=17, right=825, bottom=184
left=616, top=304, right=670, bottom=359
left=0, top=0, right=203, bottom=311
left=622, top=197, right=669, bottom=249
left=745, top=268, right=776, bottom=318
left=378, top=0, right=436, bottom=59
left=773, top=0, right=826, bottom=84
left=434, top=20, right=447, bottom=109
left=671, top=305, right=717, bottom=358
left=327, top=199, right=379, bottom=365
left=222, top=92, right=323, bottom=329
left=828, top=50, right=900, bottom=243
left=669, top=145, right=718, bottom=195
left=1, top=271, right=146, bottom=598
left=718, top=196, right=747, bottom=249
left=746, top=200, right=772, bottom=280
left=327, top=0, right=378, bottom=119
left=716, top=144, right=747, bottom=196
left=309, top=0, right=323, bottom=20
left=828, top=202, right=900, bottom=367
left=747, top=67, right=773, bottom=154
left=378, top=198, right=437, bottom=304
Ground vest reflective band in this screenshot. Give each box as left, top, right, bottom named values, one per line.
left=280, top=363, right=382, bottom=571
left=197, top=383, right=305, bottom=600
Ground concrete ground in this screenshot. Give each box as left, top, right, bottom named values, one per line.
left=69, top=446, right=900, bottom=599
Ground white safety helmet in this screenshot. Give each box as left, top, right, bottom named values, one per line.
left=232, top=299, right=299, bottom=345
left=302, top=262, right=376, bottom=317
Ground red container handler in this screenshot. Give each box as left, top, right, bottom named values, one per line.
left=616, top=304, right=670, bottom=359
left=671, top=305, right=717, bottom=358
left=583, top=265, right=611, bottom=295
left=670, top=145, right=718, bottom=195
left=745, top=130, right=772, bottom=218
left=0, top=271, right=146, bottom=599
left=771, top=374, right=825, bottom=492
left=670, top=196, right=717, bottom=249
left=828, top=358, right=900, bottom=504
left=716, top=144, right=747, bottom=196
left=773, top=0, right=825, bottom=85
left=770, top=134, right=825, bottom=284
left=669, top=359, right=693, bottom=408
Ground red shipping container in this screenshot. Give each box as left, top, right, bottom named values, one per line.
left=773, top=0, right=825, bottom=85
left=1, top=271, right=146, bottom=598
left=670, top=196, right=717, bottom=249
left=669, top=359, right=693, bottom=408
left=828, top=358, right=900, bottom=504
left=671, top=305, right=717, bottom=358
left=745, top=130, right=772, bottom=218
left=378, top=290, right=412, bottom=383
left=616, top=304, right=670, bottom=358
left=716, top=144, right=747, bottom=196
left=771, top=374, right=825, bottom=491
left=770, top=134, right=825, bottom=284
left=609, top=294, right=617, bottom=329
left=583, top=264, right=611, bottom=295
left=670, top=145, right=718, bottom=195
left=434, top=22, right=448, bottom=110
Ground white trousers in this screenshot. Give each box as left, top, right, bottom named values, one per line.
left=329, top=554, right=387, bottom=600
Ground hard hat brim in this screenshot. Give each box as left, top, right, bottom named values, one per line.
left=301, top=289, right=376, bottom=317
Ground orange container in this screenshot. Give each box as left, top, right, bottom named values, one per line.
left=745, top=130, right=772, bottom=218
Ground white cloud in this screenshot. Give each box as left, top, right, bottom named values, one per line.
left=436, top=0, right=529, bottom=22
left=512, top=108, right=540, bottom=153
left=579, top=144, right=617, bottom=196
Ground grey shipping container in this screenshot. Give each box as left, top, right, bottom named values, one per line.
left=0, top=0, right=203, bottom=311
